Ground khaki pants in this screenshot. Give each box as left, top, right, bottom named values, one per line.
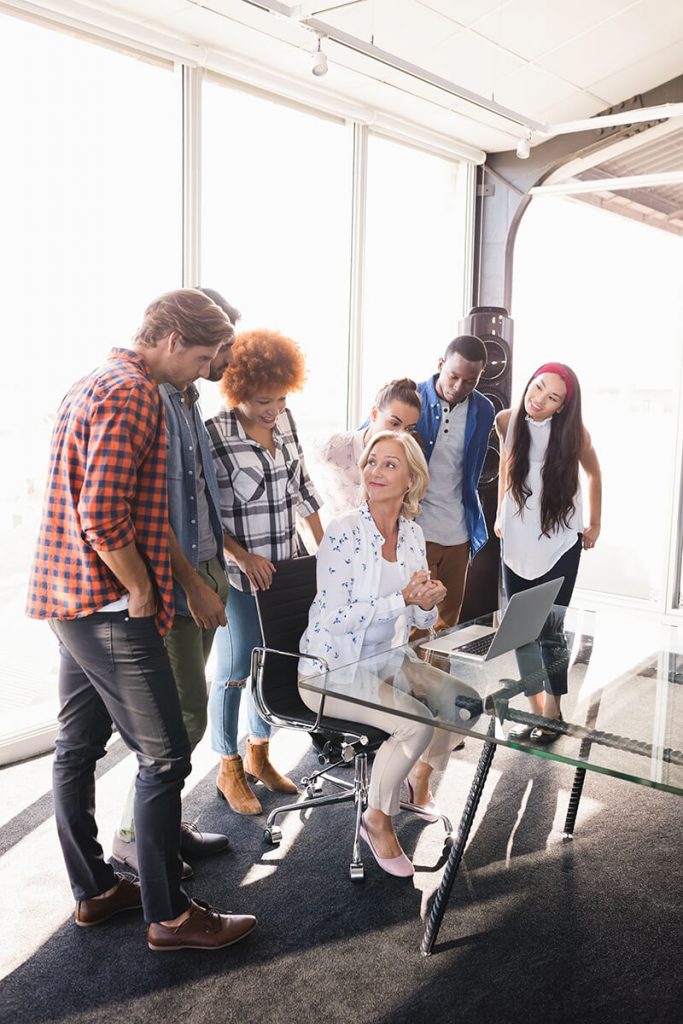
left=425, top=540, right=470, bottom=629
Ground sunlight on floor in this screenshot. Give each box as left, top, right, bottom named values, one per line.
left=238, top=729, right=310, bottom=888
left=0, top=719, right=610, bottom=980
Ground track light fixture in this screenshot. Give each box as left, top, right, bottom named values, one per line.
left=311, top=37, right=328, bottom=77
left=516, top=132, right=531, bottom=159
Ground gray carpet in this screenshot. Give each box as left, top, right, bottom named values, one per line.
left=1, top=737, right=681, bottom=1024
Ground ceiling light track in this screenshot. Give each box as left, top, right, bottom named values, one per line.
left=239, top=0, right=545, bottom=131
left=247, top=3, right=683, bottom=150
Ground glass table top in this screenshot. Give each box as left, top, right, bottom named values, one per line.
left=298, top=606, right=683, bottom=796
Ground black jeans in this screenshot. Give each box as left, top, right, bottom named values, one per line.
left=501, top=536, right=582, bottom=697
left=51, top=612, right=191, bottom=923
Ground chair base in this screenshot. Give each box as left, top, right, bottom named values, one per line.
left=263, top=750, right=454, bottom=880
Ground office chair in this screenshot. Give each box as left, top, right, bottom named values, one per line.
left=250, top=555, right=453, bottom=882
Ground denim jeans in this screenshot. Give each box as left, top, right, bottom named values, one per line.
left=118, top=555, right=229, bottom=841
left=208, top=587, right=270, bottom=756
left=51, top=612, right=191, bottom=923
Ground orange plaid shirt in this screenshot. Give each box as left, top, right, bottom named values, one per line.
left=26, top=348, right=174, bottom=635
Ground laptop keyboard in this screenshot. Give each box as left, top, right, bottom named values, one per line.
left=455, top=632, right=496, bottom=656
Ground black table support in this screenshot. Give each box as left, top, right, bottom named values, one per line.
left=420, top=718, right=497, bottom=956
left=562, top=692, right=602, bottom=838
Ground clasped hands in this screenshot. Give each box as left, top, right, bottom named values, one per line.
left=402, top=570, right=447, bottom=611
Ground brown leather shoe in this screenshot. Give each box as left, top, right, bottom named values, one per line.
left=216, top=755, right=262, bottom=815
left=75, top=873, right=142, bottom=928
left=244, top=739, right=298, bottom=795
left=147, top=899, right=257, bottom=951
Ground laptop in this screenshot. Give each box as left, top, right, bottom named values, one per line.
left=418, top=577, right=564, bottom=662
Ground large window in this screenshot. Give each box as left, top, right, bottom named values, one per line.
left=0, top=13, right=473, bottom=762
left=201, top=78, right=353, bottom=447
left=360, top=134, right=471, bottom=416
left=0, top=14, right=182, bottom=759
left=512, top=197, right=683, bottom=607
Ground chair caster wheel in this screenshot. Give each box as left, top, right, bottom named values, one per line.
left=264, top=826, right=282, bottom=845
left=350, top=863, right=365, bottom=882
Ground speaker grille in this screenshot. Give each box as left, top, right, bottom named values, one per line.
left=457, top=306, right=515, bottom=620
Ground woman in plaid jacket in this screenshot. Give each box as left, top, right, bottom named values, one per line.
left=206, top=329, right=324, bottom=815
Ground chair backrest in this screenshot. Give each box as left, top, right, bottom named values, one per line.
left=255, top=555, right=317, bottom=650
left=253, top=554, right=389, bottom=751
left=253, top=556, right=318, bottom=721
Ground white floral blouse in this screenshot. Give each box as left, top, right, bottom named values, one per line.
left=299, top=502, right=437, bottom=677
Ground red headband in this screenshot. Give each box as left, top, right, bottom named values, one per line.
left=533, top=362, right=574, bottom=405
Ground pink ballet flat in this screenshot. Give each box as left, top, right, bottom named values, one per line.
left=405, top=779, right=439, bottom=824
left=359, top=816, right=414, bottom=878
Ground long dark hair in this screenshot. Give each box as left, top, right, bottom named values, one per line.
left=507, top=364, right=584, bottom=537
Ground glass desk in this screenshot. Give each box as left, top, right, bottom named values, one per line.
left=299, top=605, right=683, bottom=955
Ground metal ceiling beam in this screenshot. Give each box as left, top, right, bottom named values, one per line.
left=535, top=103, right=683, bottom=138
left=530, top=171, right=683, bottom=197
left=543, top=120, right=683, bottom=186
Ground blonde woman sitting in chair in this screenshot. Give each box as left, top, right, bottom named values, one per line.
left=299, top=431, right=463, bottom=878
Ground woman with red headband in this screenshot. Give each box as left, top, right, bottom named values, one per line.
left=494, top=363, right=602, bottom=742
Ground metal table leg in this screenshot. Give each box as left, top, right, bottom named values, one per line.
left=562, top=692, right=602, bottom=839
left=562, top=766, right=586, bottom=839
left=420, top=719, right=497, bottom=956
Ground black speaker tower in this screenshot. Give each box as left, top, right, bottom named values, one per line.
left=459, top=306, right=514, bottom=622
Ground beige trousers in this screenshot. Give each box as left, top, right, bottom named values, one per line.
left=299, top=651, right=460, bottom=817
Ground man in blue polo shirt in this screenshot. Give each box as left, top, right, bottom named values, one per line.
left=416, top=335, right=494, bottom=630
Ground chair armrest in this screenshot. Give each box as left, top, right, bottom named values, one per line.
left=249, top=646, right=331, bottom=732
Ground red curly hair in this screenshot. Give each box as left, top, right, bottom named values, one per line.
left=219, top=329, right=307, bottom=407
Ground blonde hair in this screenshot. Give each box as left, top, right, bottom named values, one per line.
left=359, top=430, right=429, bottom=520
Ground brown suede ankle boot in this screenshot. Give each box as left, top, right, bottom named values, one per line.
left=244, top=740, right=298, bottom=794
left=216, top=755, right=262, bottom=815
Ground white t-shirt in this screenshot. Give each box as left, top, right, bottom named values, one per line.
left=360, top=558, right=406, bottom=658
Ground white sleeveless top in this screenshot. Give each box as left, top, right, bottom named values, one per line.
left=501, top=412, right=583, bottom=580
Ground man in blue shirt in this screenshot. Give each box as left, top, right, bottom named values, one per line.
left=415, top=335, right=494, bottom=630
left=113, top=289, right=241, bottom=875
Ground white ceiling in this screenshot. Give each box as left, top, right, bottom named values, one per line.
left=10, top=0, right=683, bottom=153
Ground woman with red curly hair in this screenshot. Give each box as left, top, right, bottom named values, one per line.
left=206, top=329, right=324, bottom=814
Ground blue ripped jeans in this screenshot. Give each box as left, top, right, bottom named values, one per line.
left=208, top=586, right=271, bottom=756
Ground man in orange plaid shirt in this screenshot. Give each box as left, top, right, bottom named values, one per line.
left=26, top=289, right=256, bottom=951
